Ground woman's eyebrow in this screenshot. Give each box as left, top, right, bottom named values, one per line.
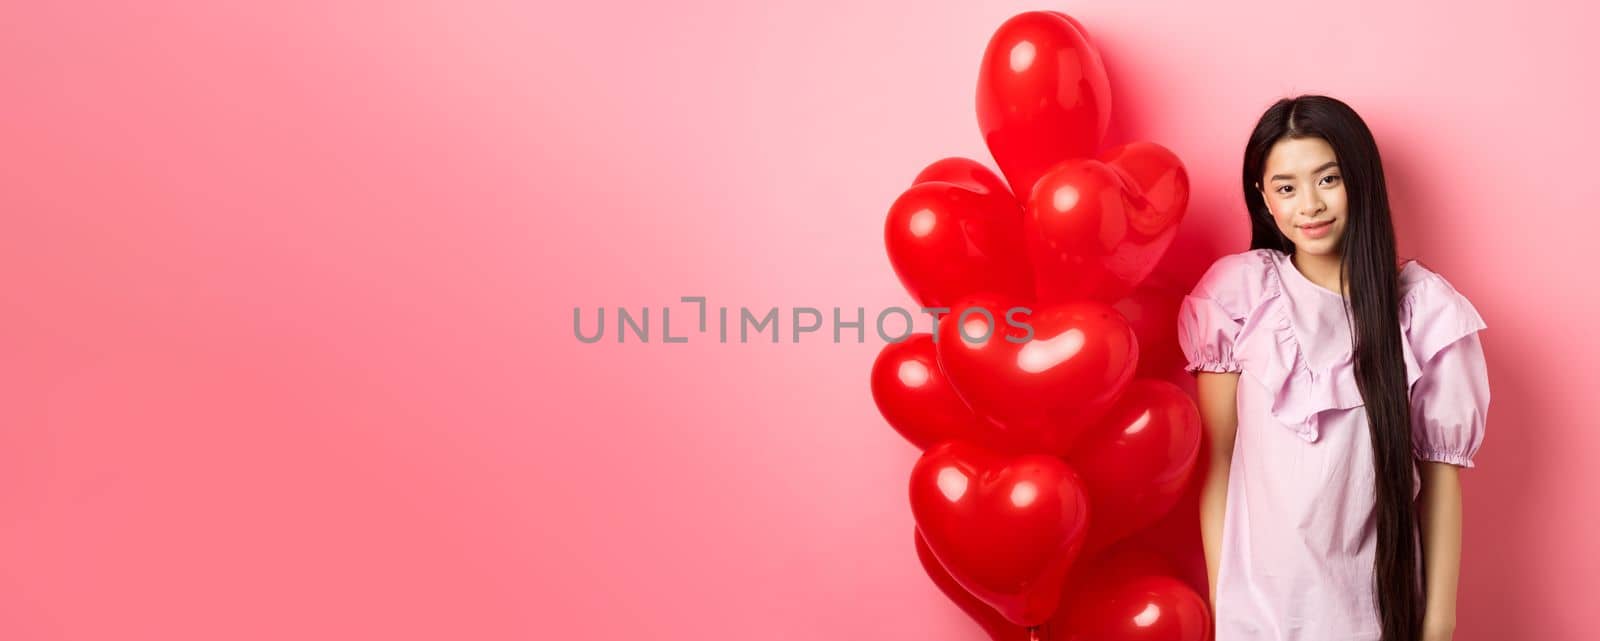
left=1269, top=161, right=1340, bottom=182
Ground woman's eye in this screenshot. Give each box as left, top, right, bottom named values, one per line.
left=1321, top=174, right=1341, bottom=186
left=1276, top=185, right=1293, bottom=195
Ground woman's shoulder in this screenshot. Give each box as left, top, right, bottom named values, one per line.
left=1398, top=258, right=1479, bottom=309
left=1188, top=248, right=1281, bottom=318
left=1398, top=258, right=1489, bottom=362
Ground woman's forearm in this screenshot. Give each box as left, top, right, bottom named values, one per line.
left=1192, top=372, right=1240, bottom=607
left=1199, top=447, right=1231, bottom=606
left=1418, top=461, right=1463, bottom=639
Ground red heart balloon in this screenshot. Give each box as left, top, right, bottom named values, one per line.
left=977, top=11, right=1111, bottom=200
left=871, top=333, right=997, bottom=451
left=935, top=293, right=1138, bottom=456
left=914, top=528, right=1030, bottom=641
left=910, top=440, right=1091, bottom=627
left=1045, top=11, right=1089, bottom=37
left=1053, top=573, right=1211, bottom=641
left=914, top=156, right=1015, bottom=201
left=1101, top=142, right=1191, bottom=237
left=915, top=532, right=1194, bottom=641
left=1026, top=142, right=1190, bottom=304
left=885, top=158, right=1034, bottom=310
left=1065, top=380, right=1203, bottom=556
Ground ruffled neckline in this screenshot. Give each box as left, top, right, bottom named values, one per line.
left=1236, top=249, right=1438, bottom=443
left=1272, top=248, right=1423, bottom=302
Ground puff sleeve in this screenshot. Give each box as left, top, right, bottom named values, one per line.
left=1177, top=257, right=1248, bottom=375
left=1403, top=275, right=1491, bottom=468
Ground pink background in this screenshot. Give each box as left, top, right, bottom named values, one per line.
left=1, top=1, right=1594, bottom=639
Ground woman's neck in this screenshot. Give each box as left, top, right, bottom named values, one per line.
left=1292, top=250, right=1349, bottom=297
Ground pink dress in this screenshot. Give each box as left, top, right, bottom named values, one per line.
left=1176, top=248, right=1490, bottom=641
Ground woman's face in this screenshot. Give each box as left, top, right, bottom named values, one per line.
left=1258, top=136, right=1348, bottom=256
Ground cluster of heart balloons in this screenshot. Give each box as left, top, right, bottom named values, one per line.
left=873, top=12, right=1212, bottom=641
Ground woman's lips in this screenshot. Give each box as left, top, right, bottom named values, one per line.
left=1299, top=219, right=1334, bottom=239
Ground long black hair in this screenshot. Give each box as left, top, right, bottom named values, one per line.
left=1241, top=95, right=1420, bottom=641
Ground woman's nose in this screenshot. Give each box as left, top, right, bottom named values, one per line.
left=1302, top=191, right=1326, bottom=215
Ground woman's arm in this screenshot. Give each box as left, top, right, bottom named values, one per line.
left=1418, top=461, right=1463, bottom=641
left=1194, top=371, right=1241, bottom=607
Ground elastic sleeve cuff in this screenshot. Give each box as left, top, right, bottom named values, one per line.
left=1185, top=360, right=1243, bottom=374
left=1416, top=449, right=1476, bottom=469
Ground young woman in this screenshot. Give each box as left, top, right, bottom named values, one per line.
left=1177, top=95, right=1490, bottom=641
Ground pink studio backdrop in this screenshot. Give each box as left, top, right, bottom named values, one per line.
left=1, top=1, right=1594, bottom=639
